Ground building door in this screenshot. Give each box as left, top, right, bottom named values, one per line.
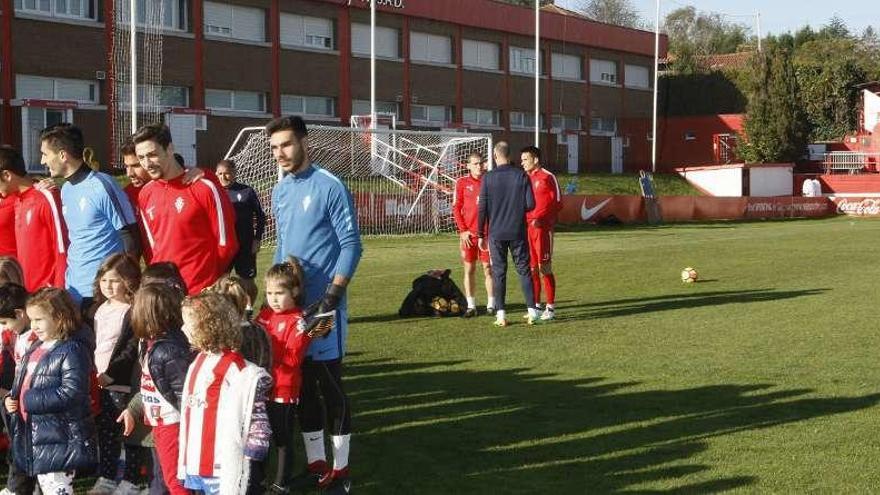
left=566, top=134, right=579, bottom=174
left=21, top=107, right=72, bottom=173
left=166, top=113, right=198, bottom=167
left=611, top=137, right=624, bottom=174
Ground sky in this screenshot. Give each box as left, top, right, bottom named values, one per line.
left=555, top=0, right=878, bottom=36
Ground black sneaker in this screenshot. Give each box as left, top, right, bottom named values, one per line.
left=289, top=471, right=323, bottom=492
left=323, top=476, right=352, bottom=494
left=462, top=307, right=477, bottom=318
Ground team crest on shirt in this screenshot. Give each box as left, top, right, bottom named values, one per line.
left=78, top=197, right=88, bottom=212
left=174, top=197, right=185, bottom=213
left=466, top=185, right=474, bottom=192
left=237, top=193, right=243, bottom=201
left=296, top=319, right=306, bottom=334
left=278, top=322, right=286, bottom=333
left=302, top=195, right=312, bottom=212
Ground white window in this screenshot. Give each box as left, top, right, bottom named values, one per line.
left=204, top=2, right=265, bottom=42
left=206, top=89, right=265, bottom=112
left=462, top=39, right=499, bottom=71
left=552, top=115, right=581, bottom=130
left=552, top=53, right=582, bottom=80
left=411, top=104, right=451, bottom=125
left=410, top=32, right=452, bottom=65
left=14, top=0, right=94, bottom=20
left=280, top=13, right=334, bottom=50
left=463, top=107, right=499, bottom=127
left=590, top=59, right=618, bottom=85
left=625, top=64, right=651, bottom=89
left=281, top=94, right=335, bottom=117
left=352, top=100, right=400, bottom=119
left=114, top=0, right=186, bottom=31
left=351, top=23, right=399, bottom=58
left=510, top=111, right=540, bottom=129
left=590, top=117, right=617, bottom=136
left=510, top=46, right=537, bottom=74
left=119, top=85, right=188, bottom=108
left=16, top=75, right=98, bottom=104
left=21, top=107, right=73, bottom=173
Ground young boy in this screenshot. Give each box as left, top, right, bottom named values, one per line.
left=0, top=283, right=37, bottom=495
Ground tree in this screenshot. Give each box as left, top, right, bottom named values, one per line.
left=575, top=0, right=644, bottom=29
left=664, top=7, right=749, bottom=74
left=819, top=15, right=850, bottom=40
left=739, top=46, right=811, bottom=163
left=496, top=0, right=556, bottom=6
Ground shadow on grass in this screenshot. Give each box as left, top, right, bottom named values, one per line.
left=347, top=357, right=877, bottom=494
left=557, top=288, right=829, bottom=321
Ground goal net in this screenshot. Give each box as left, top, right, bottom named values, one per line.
left=225, top=126, right=492, bottom=242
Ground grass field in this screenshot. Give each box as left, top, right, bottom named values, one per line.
left=556, top=173, right=700, bottom=196
left=249, top=216, right=880, bottom=494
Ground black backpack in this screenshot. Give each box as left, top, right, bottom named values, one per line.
left=399, top=269, right=467, bottom=318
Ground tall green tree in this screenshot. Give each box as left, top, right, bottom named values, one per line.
left=575, top=0, right=644, bottom=29
left=740, top=46, right=811, bottom=163
left=664, top=7, right=749, bottom=74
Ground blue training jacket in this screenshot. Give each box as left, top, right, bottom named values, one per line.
left=477, top=163, right=535, bottom=241
left=272, top=164, right=363, bottom=361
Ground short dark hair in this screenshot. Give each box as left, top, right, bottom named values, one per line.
left=0, top=283, right=28, bottom=319
left=120, top=140, right=136, bottom=157
left=0, top=145, right=27, bottom=177
left=521, top=146, right=541, bottom=161
left=265, top=116, right=308, bottom=139
left=131, top=123, right=172, bottom=150
left=142, top=261, right=187, bottom=296
left=40, top=123, right=84, bottom=160
left=215, top=159, right=236, bottom=172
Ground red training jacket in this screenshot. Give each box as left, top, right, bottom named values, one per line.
left=15, top=187, right=67, bottom=292
left=124, top=183, right=153, bottom=263
left=0, top=193, right=18, bottom=257
left=138, top=174, right=238, bottom=294
left=526, top=168, right=562, bottom=227
left=453, top=175, right=482, bottom=233
left=256, top=307, right=311, bottom=403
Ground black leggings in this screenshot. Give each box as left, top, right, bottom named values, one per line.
left=298, top=359, right=351, bottom=436
left=96, top=390, right=150, bottom=484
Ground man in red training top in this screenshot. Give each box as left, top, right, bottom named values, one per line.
left=132, top=123, right=238, bottom=294
left=521, top=146, right=561, bottom=321
left=453, top=152, right=494, bottom=317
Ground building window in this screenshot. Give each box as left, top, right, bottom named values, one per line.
left=281, top=95, right=335, bottom=117
left=14, top=0, right=95, bottom=20
left=206, top=89, right=265, bottom=112
left=352, top=99, right=400, bottom=119
left=684, top=131, right=696, bottom=141
left=204, top=1, right=265, bottom=42
left=462, top=39, right=499, bottom=71
left=463, top=107, right=499, bottom=127
left=280, top=13, right=334, bottom=50
left=625, top=64, right=651, bottom=89
left=590, top=59, right=618, bottom=85
left=510, top=111, right=542, bottom=129
left=114, top=0, right=186, bottom=31
left=590, top=117, right=617, bottom=136
left=411, top=104, right=451, bottom=125
left=351, top=23, right=399, bottom=58
left=552, top=53, right=582, bottom=80
left=16, top=75, right=98, bottom=104
left=410, top=32, right=452, bottom=65
left=510, top=46, right=537, bottom=74
left=552, top=115, right=581, bottom=130
left=119, top=85, right=189, bottom=108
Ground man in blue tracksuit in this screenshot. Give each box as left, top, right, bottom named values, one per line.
left=268, top=116, right=362, bottom=495
left=477, top=141, right=538, bottom=326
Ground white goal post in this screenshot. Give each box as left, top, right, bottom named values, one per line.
left=225, top=125, right=493, bottom=242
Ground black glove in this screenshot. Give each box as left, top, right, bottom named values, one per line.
left=304, top=283, right=346, bottom=336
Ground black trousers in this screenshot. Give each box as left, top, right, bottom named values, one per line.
left=299, top=359, right=351, bottom=436
left=488, top=237, right=535, bottom=312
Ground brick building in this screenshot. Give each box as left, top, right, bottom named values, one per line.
left=0, top=0, right=666, bottom=173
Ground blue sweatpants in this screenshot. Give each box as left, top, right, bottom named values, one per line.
left=488, top=238, right=535, bottom=312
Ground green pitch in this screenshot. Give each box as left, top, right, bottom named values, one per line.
left=255, top=216, right=879, bottom=492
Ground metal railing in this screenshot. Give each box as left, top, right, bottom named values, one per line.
left=822, top=152, right=880, bottom=174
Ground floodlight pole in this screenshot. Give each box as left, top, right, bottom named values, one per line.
left=370, top=0, right=376, bottom=129
left=651, top=0, right=659, bottom=172
left=534, top=0, right=540, bottom=147
left=129, top=0, right=137, bottom=133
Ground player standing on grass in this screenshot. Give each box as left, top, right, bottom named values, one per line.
left=521, top=146, right=561, bottom=321
left=267, top=116, right=362, bottom=495
left=477, top=141, right=539, bottom=327
left=40, top=124, right=139, bottom=308
left=132, top=123, right=238, bottom=295
left=453, top=152, right=494, bottom=317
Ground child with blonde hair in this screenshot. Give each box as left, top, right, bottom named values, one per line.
left=178, top=292, right=271, bottom=494
left=207, top=273, right=271, bottom=370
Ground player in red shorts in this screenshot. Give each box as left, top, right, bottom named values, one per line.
left=521, top=146, right=561, bottom=321
left=453, top=152, right=494, bottom=317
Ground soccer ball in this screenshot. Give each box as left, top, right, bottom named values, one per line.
left=681, top=267, right=698, bottom=283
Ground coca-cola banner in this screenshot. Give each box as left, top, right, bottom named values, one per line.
left=558, top=195, right=834, bottom=224
left=830, top=197, right=880, bottom=216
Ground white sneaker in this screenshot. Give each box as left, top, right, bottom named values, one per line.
left=88, top=477, right=118, bottom=495
left=0, top=488, right=14, bottom=495
left=541, top=308, right=555, bottom=321
left=113, top=481, right=142, bottom=495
